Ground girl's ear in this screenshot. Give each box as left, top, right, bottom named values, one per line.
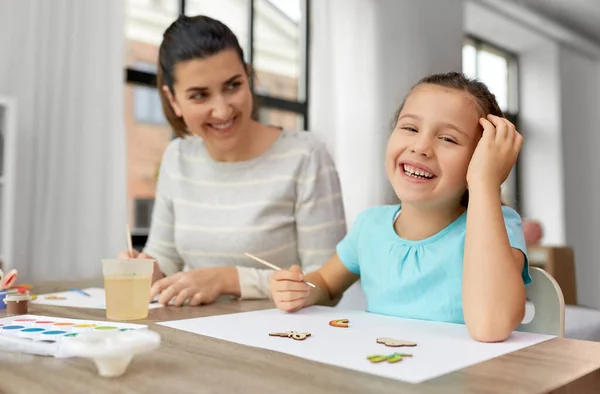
left=162, top=85, right=183, bottom=118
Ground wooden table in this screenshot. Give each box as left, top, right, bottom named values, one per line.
left=1, top=281, right=600, bottom=394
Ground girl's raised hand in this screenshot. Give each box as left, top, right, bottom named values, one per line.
left=467, top=114, right=523, bottom=192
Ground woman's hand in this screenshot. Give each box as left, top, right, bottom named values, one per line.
left=117, top=249, right=165, bottom=284
left=149, top=267, right=231, bottom=306
left=467, top=114, right=523, bottom=193
left=269, top=265, right=310, bottom=312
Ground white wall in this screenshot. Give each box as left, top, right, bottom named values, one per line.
left=519, top=43, right=566, bottom=245
left=375, top=0, right=464, bottom=205
left=559, top=47, right=600, bottom=307
left=310, top=0, right=463, bottom=227
left=310, top=0, right=382, bottom=228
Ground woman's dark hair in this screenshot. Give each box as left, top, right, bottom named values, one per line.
left=157, top=15, right=256, bottom=137
left=392, top=72, right=505, bottom=207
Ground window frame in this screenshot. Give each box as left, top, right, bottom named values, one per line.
left=125, top=0, right=310, bottom=130
left=464, top=35, right=522, bottom=211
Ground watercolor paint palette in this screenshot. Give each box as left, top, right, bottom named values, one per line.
left=0, top=315, right=147, bottom=342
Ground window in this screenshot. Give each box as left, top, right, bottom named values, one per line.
left=259, top=108, right=304, bottom=131
left=134, top=85, right=167, bottom=125
left=253, top=0, right=306, bottom=102
left=133, top=63, right=167, bottom=125
left=463, top=36, right=520, bottom=208
left=185, top=0, right=251, bottom=58
left=124, top=0, right=310, bottom=232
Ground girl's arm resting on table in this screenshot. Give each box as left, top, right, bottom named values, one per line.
left=463, top=187, right=526, bottom=343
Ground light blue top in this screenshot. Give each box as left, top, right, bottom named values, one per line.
left=337, top=205, right=531, bottom=324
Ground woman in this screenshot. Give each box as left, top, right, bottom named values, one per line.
left=118, top=15, right=346, bottom=307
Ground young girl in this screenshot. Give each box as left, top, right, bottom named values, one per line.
left=270, top=72, right=530, bottom=343
left=118, top=15, right=346, bottom=307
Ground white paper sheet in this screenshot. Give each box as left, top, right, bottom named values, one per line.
left=31, top=288, right=163, bottom=310
left=158, top=306, right=554, bottom=384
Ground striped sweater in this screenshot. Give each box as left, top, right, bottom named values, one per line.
left=143, top=130, right=347, bottom=299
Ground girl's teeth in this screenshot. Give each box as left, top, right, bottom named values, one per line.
left=212, top=120, right=233, bottom=130
left=402, top=164, right=434, bottom=179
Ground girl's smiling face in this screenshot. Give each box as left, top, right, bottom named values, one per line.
left=386, top=84, right=482, bottom=208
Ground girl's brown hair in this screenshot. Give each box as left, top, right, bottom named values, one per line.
left=392, top=72, right=505, bottom=207
left=157, top=15, right=256, bottom=138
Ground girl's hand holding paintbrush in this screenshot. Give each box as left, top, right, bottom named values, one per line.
left=268, top=264, right=340, bottom=312
left=243, top=253, right=329, bottom=313
left=269, top=265, right=313, bottom=312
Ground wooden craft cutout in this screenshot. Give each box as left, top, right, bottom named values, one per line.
left=329, top=318, right=349, bottom=328
left=268, top=331, right=311, bottom=341
left=367, top=353, right=413, bottom=363
left=376, top=337, right=417, bottom=347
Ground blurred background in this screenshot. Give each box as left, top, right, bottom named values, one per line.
left=0, top=0, right=598, bottom=311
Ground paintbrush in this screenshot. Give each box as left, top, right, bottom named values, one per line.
left=244, top=253, right=319, bottom=290
left=126, top=224, right=134, bottom=257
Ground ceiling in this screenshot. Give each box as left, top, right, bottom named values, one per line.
left=511, top=0, right=600, bottom=45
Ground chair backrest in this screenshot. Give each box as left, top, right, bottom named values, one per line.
left=517, top=267, right=565, bottom=337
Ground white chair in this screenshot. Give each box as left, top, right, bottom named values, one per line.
left=517, top=267, right=565, bottom=337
